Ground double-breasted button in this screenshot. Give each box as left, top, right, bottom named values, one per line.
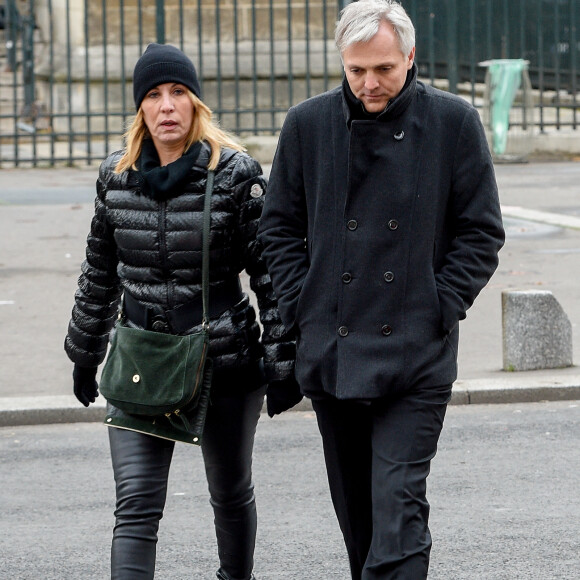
left=338, top=326, right=349, bottom=337
left=388, top=219, right=399, bottom=231
left=383, top=271, right=394, bottom=283
left=342, top=272, right=352, bottom=284
left=381, top=324, right=393, bottom=336
left=394, top=130, right=405, bottom=141
left=347, top=219, right=358, bottom=231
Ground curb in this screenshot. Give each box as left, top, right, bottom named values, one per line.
left=1, top=378, right=579, bottom=427
left=451, top=376, right=580, bottom=405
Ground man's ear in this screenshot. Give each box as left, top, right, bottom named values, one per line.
left=407, top=46, right=416, bottom=69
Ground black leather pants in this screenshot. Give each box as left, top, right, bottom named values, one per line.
left=108, top=386, right=265, bottom=580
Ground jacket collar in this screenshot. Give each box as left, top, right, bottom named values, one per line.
left=341, top=62, right=418, bottom=128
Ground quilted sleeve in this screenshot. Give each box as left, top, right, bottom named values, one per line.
left=64, top=159, right=123, bottom=367
left=231, top=153, right=297, bottom=383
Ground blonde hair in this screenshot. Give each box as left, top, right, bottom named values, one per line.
left=115, top=91, right=244, bottom=173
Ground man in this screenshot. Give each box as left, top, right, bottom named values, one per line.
left=258, top=1, right=504, bottom=578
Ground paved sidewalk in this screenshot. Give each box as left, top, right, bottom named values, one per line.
left=0, top=160, right=579, bottom=426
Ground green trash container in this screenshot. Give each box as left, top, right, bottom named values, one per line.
left=480, top=59, right=533, bottom=160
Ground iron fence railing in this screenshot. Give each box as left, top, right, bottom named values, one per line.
left=1, top=0, right=579, bottom=167
left=404, top=0, right=580, bottom=132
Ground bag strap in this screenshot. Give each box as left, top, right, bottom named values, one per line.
left=201, top=170, right=214, bottom=331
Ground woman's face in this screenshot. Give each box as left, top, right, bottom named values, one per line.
left=140, top=82, right=194, bottom=158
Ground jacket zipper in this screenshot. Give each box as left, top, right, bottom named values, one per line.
left=158, top=201, right=173, bottom=307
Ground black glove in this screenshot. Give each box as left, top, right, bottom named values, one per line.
left=73, top=365, right=99, bottom=407
left=266, top=377, right=303, bottom=417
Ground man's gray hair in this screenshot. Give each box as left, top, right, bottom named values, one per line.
left=335, top=0, right=415, bottom=58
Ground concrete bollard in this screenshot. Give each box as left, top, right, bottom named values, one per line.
left=502, top=290, right=573, bottom=372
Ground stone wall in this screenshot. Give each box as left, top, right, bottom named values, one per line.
left=30, top=0, right=342, bottom=134
left=34, top=0, right=339, bottom=76
left=81, top=0, right=336, bottom=45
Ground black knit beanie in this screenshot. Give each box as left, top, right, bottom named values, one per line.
left=132, top=43, right=201, bottom=110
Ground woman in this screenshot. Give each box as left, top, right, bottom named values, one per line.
left=64, top=43, right=301, bottom=580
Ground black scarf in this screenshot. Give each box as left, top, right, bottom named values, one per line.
left=136, top=139, right=203, bottom=201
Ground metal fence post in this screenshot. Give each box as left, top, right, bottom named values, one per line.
left=156, top=0, right=165, bottom=44
left=21, top=11, right=35, bottom=114
left=4, top=0, right=19, bottom=72
left=427, top=0, right=435, bottom=83
left=446, top=0, right=458, bottom=93
left=570, top=0, right=578, bottom=129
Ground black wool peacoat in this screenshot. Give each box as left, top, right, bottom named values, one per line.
left=258, top=67, right=505, bottom=400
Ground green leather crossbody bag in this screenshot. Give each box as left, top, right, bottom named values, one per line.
left=99, top=170, right=215, bottom=444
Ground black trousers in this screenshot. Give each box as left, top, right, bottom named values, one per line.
left=311, top=383, right=451, bottom=580
left=108, top=385, right=265, bottom=580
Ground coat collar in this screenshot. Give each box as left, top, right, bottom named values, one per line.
left=341, top=62, right=418, bottom=128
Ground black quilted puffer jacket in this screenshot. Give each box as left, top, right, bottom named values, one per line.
left=65, top=143, right=295, bottom=390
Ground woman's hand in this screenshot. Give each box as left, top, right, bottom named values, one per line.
left=72, top=365, right=99, bottom=407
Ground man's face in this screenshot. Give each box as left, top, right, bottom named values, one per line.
left=342, top=20, right=415, bottom=114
